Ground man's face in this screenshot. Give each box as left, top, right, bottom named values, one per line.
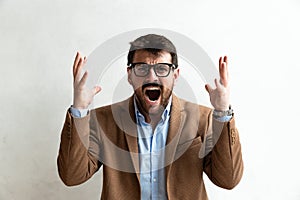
left=127, top=50, right=179, bottom=115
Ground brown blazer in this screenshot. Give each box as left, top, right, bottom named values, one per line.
left=57, top=95, right=243, bottom=200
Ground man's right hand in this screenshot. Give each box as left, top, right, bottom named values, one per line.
left=72, top=52, right=101, bottom=109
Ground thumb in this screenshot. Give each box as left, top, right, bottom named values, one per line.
left=93, top=86, right=102, bottom=95
left=205, top=84, right=212, bottom=94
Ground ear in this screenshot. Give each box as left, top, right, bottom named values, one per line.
left=173, top=68, right=180, bottom=85
left=127, top=67, right=133, bottom=85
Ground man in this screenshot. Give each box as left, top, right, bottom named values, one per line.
left=57, top=34, right=243, bottom=200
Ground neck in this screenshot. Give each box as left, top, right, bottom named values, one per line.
left=149, top=113, right=162, bottom=129
left=134, top=98, right=165, bottom=128
left=137, top=103, right=163, bottom=124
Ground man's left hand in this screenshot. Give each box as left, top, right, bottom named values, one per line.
left=205, top=56, right=230, bottom=111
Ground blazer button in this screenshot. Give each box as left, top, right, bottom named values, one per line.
left=231, top=129, right=236, bottom=145
left=231, top=129, right=236, bottom=136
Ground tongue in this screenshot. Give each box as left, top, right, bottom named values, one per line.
left=146, top=90, right=160, bottom=101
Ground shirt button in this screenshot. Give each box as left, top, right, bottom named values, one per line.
left=153, top=178, right=157, bottom=182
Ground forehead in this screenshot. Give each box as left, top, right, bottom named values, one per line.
left=133, top=50, right=172, bottom=63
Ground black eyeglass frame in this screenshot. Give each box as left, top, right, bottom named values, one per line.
left=128, top=62, right=178, bottom=77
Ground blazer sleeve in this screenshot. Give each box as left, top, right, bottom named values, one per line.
left=203, top=113, right=244, bottom=189
left=57, top=110, right=102, bottom=186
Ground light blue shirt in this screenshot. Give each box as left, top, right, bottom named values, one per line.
left=134, top=97, right=171, bottom=200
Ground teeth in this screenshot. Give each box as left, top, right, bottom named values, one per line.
left=145, top=87, right=160, bottom=91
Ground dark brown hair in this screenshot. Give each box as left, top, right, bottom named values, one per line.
left=127, top=34, right=178, bottom=67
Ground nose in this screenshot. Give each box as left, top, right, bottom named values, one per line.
left=145, top=67, right=158, bottom=82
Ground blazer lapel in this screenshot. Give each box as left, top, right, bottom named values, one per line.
left=165, top=95, right=186, bottom=184
left=118, top=96, right=140, bottom=181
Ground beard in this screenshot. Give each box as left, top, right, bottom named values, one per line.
left=134, top=82, right=173, bottom=116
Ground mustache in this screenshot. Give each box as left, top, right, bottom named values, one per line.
left=142, top=82, right=162, bottom=90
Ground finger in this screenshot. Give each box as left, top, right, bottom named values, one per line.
left=219, top=56, right=229, bottom=87
left=74, top=57, right=86, bottom=83
left=73, top=52, right=81, bottom=78
left=74, top=57, right=83, bottom=81
left=93, top=86, right=102, bottom=96
left=214, top=78, right=223, bottom=89
left=78, top=70, right=88, bottom=87
left=219, top=56, right=222, bottom=71
left=223, top=55, right=229, bottom=78
left=205, top=84, right=213, bottom=94
left=74, top=55, right=87, bottom=81
left=219, top=56, right=224, bottom=84
left=225, top=56, right=229, bottom=80
left=83, top=56, right=87, bottom=65
left=220, top=63, right=228, bottom=87
left=77, top=56, right=86, bottom=72
left=224, top=55, right=228, bottom=64
left=74, top=57, right=82, bottom=82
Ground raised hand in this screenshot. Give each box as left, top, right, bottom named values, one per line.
left=205, top=56, right=230, bottom=111
left=73, top=52, right=101, bottom=109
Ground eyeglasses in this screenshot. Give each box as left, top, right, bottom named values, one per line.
left=128, top=62, right=178, bottom=77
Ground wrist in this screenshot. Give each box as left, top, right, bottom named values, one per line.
left=73, top=100, right=88, bottom=110
left=70, top=106, right=89, bottom=118
left=213, top=105, right=233, bottom=118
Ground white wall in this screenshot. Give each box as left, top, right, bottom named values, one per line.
left=1, top=0, right=300, bottom=199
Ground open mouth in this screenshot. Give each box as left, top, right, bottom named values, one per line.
left=142, top=83, right=162, bottom=102
left=145, top=89, right=161, bottom=101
